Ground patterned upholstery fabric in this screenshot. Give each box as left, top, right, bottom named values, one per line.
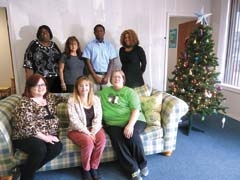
left=0, top=90, right=188, bottom=176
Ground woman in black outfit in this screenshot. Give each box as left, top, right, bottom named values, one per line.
left=119, top=29, right=147, bottom=88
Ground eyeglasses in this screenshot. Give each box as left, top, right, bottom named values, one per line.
left=34, top=84, right=46, bottom=88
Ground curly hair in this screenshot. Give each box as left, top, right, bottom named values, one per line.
left=120, top=29, right=139, bottom=47
left=64, top=36, right=82, bottom=58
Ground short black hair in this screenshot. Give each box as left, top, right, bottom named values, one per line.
left=94, top=24, right=105, bottom=32
left=36, top=25, right=53, bottom=40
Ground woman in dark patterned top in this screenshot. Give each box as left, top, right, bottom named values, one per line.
left=23, top=25, right=61, bottom=93
left=119, top=29, right=147, bottom=88
left=11, top=74, right=66, bottom=180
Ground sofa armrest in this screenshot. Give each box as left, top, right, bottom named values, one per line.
left=0, top=94, right=21, bottom=176
left=161, top=92, right=188, bottom=152
left=0, top=121, right=14, bottom=176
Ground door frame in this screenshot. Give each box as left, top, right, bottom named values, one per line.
left=0, top=1, right=17, bottom=93
left=164, top=12, right=196, bottom=91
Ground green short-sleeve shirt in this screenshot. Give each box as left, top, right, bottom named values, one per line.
left=98, top=86, right=146, bottom=127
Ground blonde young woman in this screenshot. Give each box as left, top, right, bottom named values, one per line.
left=67, top=76, right=106, bottom=180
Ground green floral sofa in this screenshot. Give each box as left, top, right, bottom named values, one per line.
left=0, top=86, right=188, bottom=177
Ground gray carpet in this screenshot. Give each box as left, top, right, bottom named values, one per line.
left=35, top=114, right=240, bottom=180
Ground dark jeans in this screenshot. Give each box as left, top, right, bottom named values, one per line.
left=12, top=137, right=62, bottom=180
left=104, top=121, right=147, bottom=174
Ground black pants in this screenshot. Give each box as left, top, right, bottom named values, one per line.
left=13, top=137, right=62, bottom=180
left=46, top=76, right=61, bottom=93
left=104, top=121, right=147, bottom=174
left=66, top=84, right=74, bottom=93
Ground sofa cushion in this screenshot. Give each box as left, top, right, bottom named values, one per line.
left=54, top=93, right=71, bottom=128
left=140, top=92, right=162, bottom=126
left=58, top=126, right=162, bottom=154
left=56, top=103, right=69, bottom=128
left=133, top=84, right=151, bottom=97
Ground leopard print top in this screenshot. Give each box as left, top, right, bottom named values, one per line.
left=11, top=94, right=66, bottom=140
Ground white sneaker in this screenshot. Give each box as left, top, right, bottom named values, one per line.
left=140, top=166, right=149, bottom=177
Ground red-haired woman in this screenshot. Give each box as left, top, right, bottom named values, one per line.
left=11, top=74, right=66, bottom=180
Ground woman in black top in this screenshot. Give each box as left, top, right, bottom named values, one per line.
left=119, top=29, right=147, bottom=88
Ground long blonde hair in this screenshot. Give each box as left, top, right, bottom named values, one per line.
left=72, top=76, right=94, bottom=106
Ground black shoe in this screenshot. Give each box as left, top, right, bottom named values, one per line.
left=90, top=169, right=101, bottom=180
left=82, top=169, right=93, bottom=180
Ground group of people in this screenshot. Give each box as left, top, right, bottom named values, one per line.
left=12, top=24, right=148, bottom=180
left=23, top=24, right=147, bottom=92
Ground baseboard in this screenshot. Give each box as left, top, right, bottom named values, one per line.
left=226, top=113, right=240, bottom=122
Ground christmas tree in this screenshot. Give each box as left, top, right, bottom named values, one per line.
left=168, top=10, right=227, bottom=129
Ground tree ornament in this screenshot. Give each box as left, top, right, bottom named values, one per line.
left=189, top=69, right=193, bottom=75
left=216, top=85, right=223, bottom=91
left=204, top=90, right=212, bottom=98
left=184, top=52, right=188, bottom=59
left=191, top=79, right=197, bottom=84
left=195, top=7, right=212, bottom=25
left=222, top=117, right=226, bottom=128
left=195, top=57, right=199, bottom=62
left=200, top=29, right=203, bottom=36
left=181, top=88, right=185, bottom=93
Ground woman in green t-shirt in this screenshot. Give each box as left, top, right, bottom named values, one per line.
left=98, top=70, right=148, bottom=180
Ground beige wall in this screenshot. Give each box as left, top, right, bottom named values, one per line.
left=0, top=7, right=13, bottom=87
left=5, top=0, right=211, bottom=93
